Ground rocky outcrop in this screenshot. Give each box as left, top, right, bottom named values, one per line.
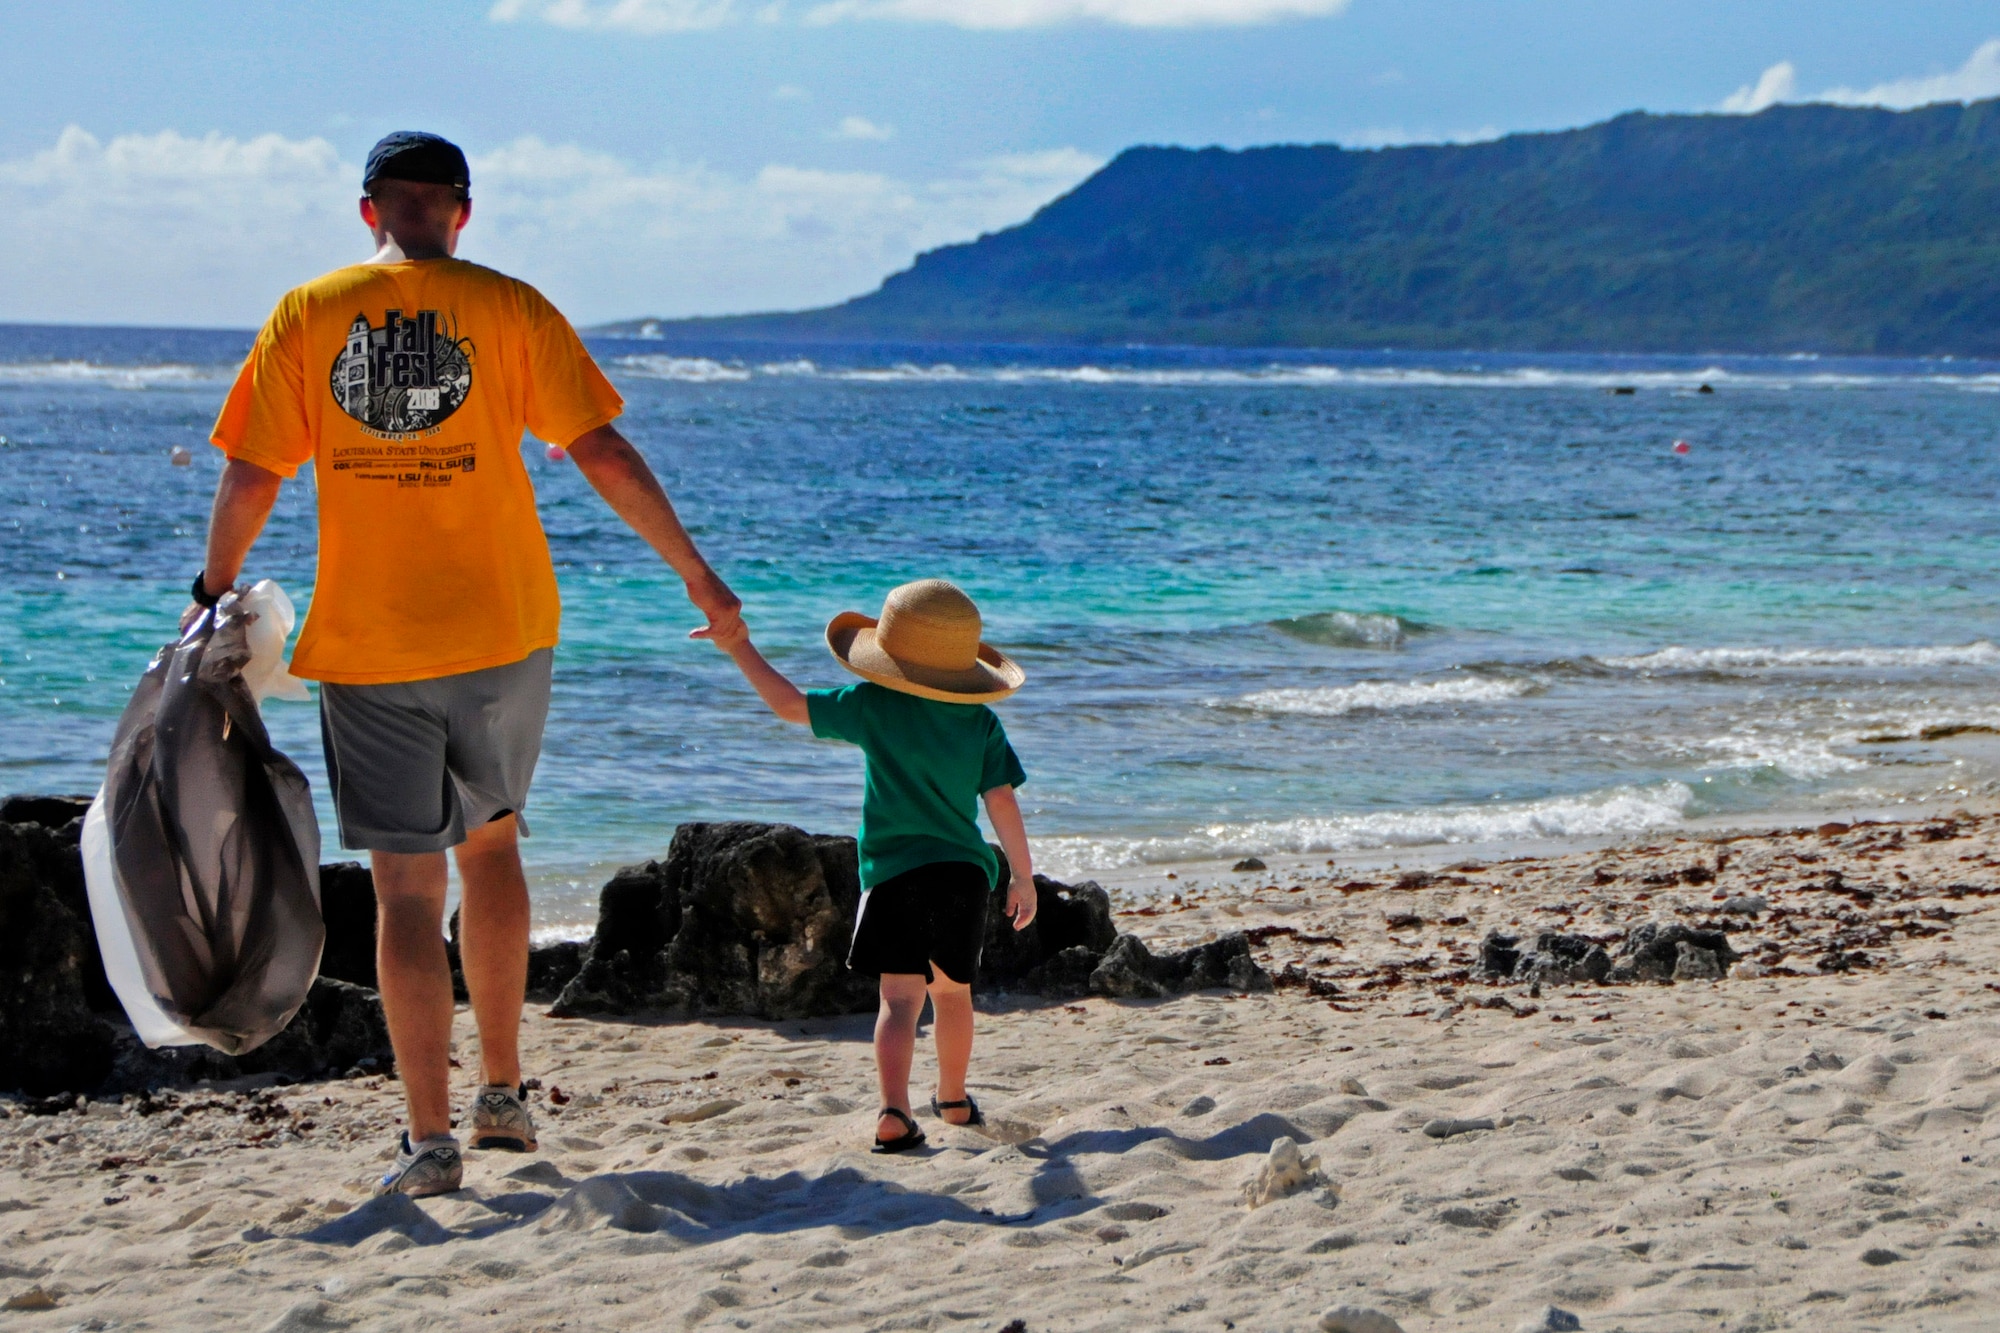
left=979, top=846, right=1119, bottom=992
left=552, top=822, right=877, bottom=1020
left=552, top=824, right=1270, bottom=1017
left=0, top=805, right=118, bottom=1095
left=1088, top=932, right=1273, bottom=999
left=317, top=861, right=379, bottom=989
left=1, top=797, right=391, bottom=1096
left=1611, top=921, right=1738, bottom=982
left=1480, top=930, right=1612, bottom=985
left=326, top=861, right=583, bottom=1002
left=101, top=978, right=393, bottom=1092
left=1481, top=921, right=1737, bottom=986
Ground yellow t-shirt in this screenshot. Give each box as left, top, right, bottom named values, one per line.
left=211, top=258, right=623, bottom=684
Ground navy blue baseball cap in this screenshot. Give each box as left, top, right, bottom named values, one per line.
left=363, top=132, right=470, bottom=194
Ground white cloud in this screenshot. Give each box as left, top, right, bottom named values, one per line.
left=0, top=126, right=1101, bottom=327
left=488, top=0, right=738, bottom=32
left=830, top=115, right=895, bottom=141
left=1821, top=38, right=2000, bottom=109
left=802, top=0, right=1349, bottom=27
left=1338, top=124, right=1501, bottom=149
left=492, top=0, right=1348, bottom=29
left=773, top=83, right=811, bottom=99
left=1717, top=60, right=1796, bottom=114
left=1719, top=41, right=2000, bottom=115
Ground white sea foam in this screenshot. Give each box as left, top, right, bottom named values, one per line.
left=1269, top=610, right=1417, bottom=649
left=833, top=362, right=969, bottom=382
left=611, top=355, right=753, bottom=382
left=1038, top=781, right=1695, bottom=875
left=0, top=360, right=231, bottom=389
left=594, top=354, right=2000, bottom=393
left=1603, top=642, right=2000, bottom=672
left=1233, top=675, right=1533, bottom=717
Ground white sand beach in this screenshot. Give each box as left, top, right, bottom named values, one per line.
left=6, top=810, right=2000, bottom=1332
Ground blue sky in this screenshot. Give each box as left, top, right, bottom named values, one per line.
left=4, top=1, right=1998, bottom=327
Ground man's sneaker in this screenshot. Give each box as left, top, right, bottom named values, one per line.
left=468, top=1083, right=538, bottom=1152
left=376, top=1133, right=462, bottom=1198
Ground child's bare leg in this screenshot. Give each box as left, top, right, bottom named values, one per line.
left=928, top=966, right=975, bottom=1124
left=875, top=973, right=928, bottom=1141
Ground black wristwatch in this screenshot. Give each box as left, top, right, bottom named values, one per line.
left=190, top=571, right=221, bottom=608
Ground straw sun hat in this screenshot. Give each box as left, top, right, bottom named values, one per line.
left=826, top=579, right=1025, bottom=704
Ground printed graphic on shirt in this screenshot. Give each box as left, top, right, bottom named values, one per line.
left=327, top=439, right=477, bottom=489
left=329, top=309, right=474, bottom=435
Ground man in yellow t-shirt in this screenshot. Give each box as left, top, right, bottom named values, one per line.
left=200, top=131, right=741, bottom=1197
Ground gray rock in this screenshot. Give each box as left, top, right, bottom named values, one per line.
left=1088, top=931, right=1272, bottom=999
left=1481, top=930, right=1522, bottom=977
left=0, top=811, right=116, bottom=1094
left=316, top=861, right=379, bottom=989
left=1718, top=893, right=1768, bottom=915
left=1481, top=930, right=1609, bottom=984
left=980, top=850, right=1118, bottom=993
left=1609, top=921, right=1738, bottom=983
left=1320, top=1307, right=1406, bottom=1333
left=1860, top=1246, right=1903, bottom=1266
left=0, top=795, right=92, bottom=830
left=102, top=977, right=392, bottom=1091
left=1672, top=939, right=1725, bottom=981
left=1422, top=1117, right=1496, bottom=1139
left=1516, top=1307, right=1582, bottom=1332
left=553, top=822, right=876, bottom=1021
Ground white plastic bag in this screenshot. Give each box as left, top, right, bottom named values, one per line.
left=84, top=579, right=320, bottom=1052
left=237, top=579, right=311, bottom=704
left=82, top=791, right=190, bottom=1047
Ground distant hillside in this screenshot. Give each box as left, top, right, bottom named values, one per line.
left=608, top=99, right=2000, bottom=356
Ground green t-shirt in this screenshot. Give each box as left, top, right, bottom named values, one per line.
left=806, top=682, right=1028, bottom=890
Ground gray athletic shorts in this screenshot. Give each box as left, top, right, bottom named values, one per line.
left=318, top=648, right=553, bottom=854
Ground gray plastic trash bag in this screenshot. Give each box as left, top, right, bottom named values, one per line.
left=88, top=584, right=323, bottom=1054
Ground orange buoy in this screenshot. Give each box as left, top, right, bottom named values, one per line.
left=1672, top=440, right=1691, bottom=455
left=546, top=445, right=567, bottom=462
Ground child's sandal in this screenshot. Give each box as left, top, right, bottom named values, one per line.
left=930, top=1092, right=985, bottom=1127
left=872, top=1107, right=927, bottom=1154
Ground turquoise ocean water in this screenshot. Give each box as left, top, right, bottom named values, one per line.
left=4, top=324, right=1998, bottom=929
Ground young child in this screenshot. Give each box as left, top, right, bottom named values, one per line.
left=698, top=578, right=1036, bottom=1152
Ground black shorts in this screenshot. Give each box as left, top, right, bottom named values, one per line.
left=847, top=861, right=992, bottom=985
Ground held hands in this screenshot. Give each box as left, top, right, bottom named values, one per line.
left=1005, top=874, right=1038, bottom=932
left=683, top=565, right=747, bottom=651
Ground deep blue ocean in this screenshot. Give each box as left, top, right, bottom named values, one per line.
left=5, top=323, right=1999, bottom=930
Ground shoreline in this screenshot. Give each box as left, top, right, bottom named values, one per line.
left=8, top=805, right=2000, bottom=1329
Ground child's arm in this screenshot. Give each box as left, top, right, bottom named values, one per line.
left=982, top=784, right=1038, bottom=931
left=693, top=620, right=811, bottom=726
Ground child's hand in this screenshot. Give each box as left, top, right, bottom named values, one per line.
left=1005, top=875, right=1038, bottom=932
left=689, top=615, right=750, bottom=652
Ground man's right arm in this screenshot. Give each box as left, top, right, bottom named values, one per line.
left=565, top=423, right=742, bottom=639
left=200, top=457, right=286, bottom=599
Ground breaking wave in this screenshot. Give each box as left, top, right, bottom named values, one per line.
left=1269, top=610, right=1424, bottom=649
left=1232, top=675, right=1533, bottom=717
left=0, top=360, right=231, bottom=389
left=1602, top=642, right=2000, bottom=672
left=596, top=356, right=2000, bottom=393
left=1038, top=781, right=1696, bottom=874
left=610, top=355, right=753, bottom=383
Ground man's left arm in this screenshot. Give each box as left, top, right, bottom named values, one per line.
left=197, top=457, right=286, bottom=603
left=565, top=424, right=742, bottom=639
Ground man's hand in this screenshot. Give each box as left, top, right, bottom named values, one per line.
left=684, top=564, right=743, bottom=646
left=1006, top=875, right=1038, bottom=932
left=687, top=604, right=749, bottom=653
